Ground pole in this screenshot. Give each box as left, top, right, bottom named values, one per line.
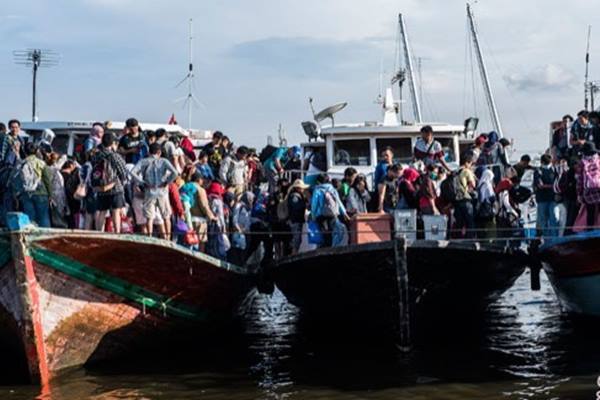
left=466, top=3, right=504, bottom=137
left=32, top=50, right=40, bottom=122
left=399, top=14, right=422, bottom=123
left=585, top=25, right=592, bottom=111
left=393, top=237, right=410, bottom=352
left=32, top=63, right=38, bottom=122
left=188, top=18, right=193, bottom=130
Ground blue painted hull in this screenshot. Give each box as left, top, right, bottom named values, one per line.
left=540, top=230, right=600, bottom=318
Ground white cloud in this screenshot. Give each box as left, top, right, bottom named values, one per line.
left=503, top=64, right=578, bottom=92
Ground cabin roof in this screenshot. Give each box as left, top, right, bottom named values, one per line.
left=320, top=122, right=466, bottom=137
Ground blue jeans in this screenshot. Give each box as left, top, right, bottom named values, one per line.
left=537, top=201, right=557, bottom=238
left=454, top=200, right=476, bottom=239
left=21, top=194, right=51, bottom=228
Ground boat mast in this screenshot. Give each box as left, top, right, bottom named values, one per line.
left=585, top=25, right=592, bottom=111
left=399, top=14, right=422, bottom=123
left=466, top=3, right=504, bottom=137
left=187, top=19, right=194, bottom=129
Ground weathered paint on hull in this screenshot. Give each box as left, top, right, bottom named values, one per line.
left=0, top=231, right=253, bottom=384
left=540, top=231, right=600, bottom=318
left=273, top=241, right=526, bottom=336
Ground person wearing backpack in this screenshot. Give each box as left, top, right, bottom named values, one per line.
left=577, top=142, right=600, bottom=230
left=219, top=146, right=249, bottom=196
left=91, top=133, right=128, bottom=233
left=378, top=164, right=401, bottom=213
left=17, top=142, right=52, bottom=227
left=534, top=154, right=558, bottom=238
left=263, top=146, right=293, bottom=194
left=287, top=179, right=309, bottom=254
left=303, top=146, right=327, bottom=187
left=310, top=173, right=348, bottom=247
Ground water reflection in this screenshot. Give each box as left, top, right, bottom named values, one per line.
left=2, top=272, right=600, bottom=399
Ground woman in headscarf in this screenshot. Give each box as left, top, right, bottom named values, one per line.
left=46, top=152, right=69, bottom=228
left=475, top=168, right=497, bottom=239
left=397, top=167, right=420, bottom=210
left=229, top=191, right=255, bottom=264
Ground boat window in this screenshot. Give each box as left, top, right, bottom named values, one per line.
left=437, top=137, right=456, bottom=163
left=333, top=139, right=371, bottom=166
left=376, top=138, right=413, bottom=164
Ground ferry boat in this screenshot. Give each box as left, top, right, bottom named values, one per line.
left=20, top=120, right=213, bottom=158
left=537, top=231, right=600, bottom=318
left=0, top=213, right=255, bottom=384
left=272, top=8, right=528, bottom=342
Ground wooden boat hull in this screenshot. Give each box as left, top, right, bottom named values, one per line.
left=0, top=228, right=253, bottom=384
left=272, top=240, right=526, bottom=338
left=539, top=231, right=600, bottom=317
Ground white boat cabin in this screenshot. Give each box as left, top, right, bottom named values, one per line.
left=20, top=120, right=213, bottom=157
left=300, top=90, right=475, bottom=184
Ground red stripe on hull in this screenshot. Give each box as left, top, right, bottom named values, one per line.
left=22, top=254, right=50, bottom=387
left=541, top=238, right=600, bottom=278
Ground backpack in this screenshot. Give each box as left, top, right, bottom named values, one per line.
left=476, top=198, right=495, bottom=220
left=277, top=197, right=289, bottom=221
left=19, top=160, right=42, bottom=194
left=510, top=185, right=532, bottom=204
left=259, top=145, right=278, bottom=164
left=440, top=173, right=458, bottom=204
left=582, top=154, right=600, bottom=190
left=309, top=151, right=327, bottom=172
left=321, top=190, right=339, bottom=218
left=91, top=156, right=116, bottom=192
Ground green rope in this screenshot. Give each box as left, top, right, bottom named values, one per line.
left=30, top=247, right=210, bottom=321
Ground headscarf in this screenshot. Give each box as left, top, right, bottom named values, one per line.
left=477, top=169, right=495, bottom=201
left=403, top=167, right=420, bottom=183
left=240, top=191, right=255, bottom=208
left=486, top=131, right=499, bottom=147
left=495, top=178, right=513, bottom=195
left=90, top=126, right=104, bottom=146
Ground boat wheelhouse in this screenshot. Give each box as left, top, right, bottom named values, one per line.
left=300, top=89, right=476, bottom=185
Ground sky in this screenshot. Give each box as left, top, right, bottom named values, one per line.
left=0, top=0, right=597, bottom=154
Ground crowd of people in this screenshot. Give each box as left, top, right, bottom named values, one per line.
left=0, top=112, right=598, bottom=265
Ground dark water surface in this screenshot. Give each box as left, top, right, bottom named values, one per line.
left=3, top=271, right=600, bottom=400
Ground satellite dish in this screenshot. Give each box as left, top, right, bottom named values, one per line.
left=313, top=102, right=347, bottom=127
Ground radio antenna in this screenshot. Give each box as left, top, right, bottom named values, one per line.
left=175, top=19, right=203, bottom=129
left=13, top=49, right=60, bottom=122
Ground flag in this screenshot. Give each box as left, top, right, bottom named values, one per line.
left=168, top=113, right=177, bottom=125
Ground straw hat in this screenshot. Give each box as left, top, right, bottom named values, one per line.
left=290, top=179, right=310, bottom=190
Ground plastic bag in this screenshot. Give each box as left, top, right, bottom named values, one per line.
left=307, top=221, right=324, bottom=245
left=174, top=218, right=189, bottom=235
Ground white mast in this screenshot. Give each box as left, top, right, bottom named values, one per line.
left=399, top=14, right=422, bottom=123
left=467, top=3, right=504, bottom=137
left=175, top=18, right=200, bottom=129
